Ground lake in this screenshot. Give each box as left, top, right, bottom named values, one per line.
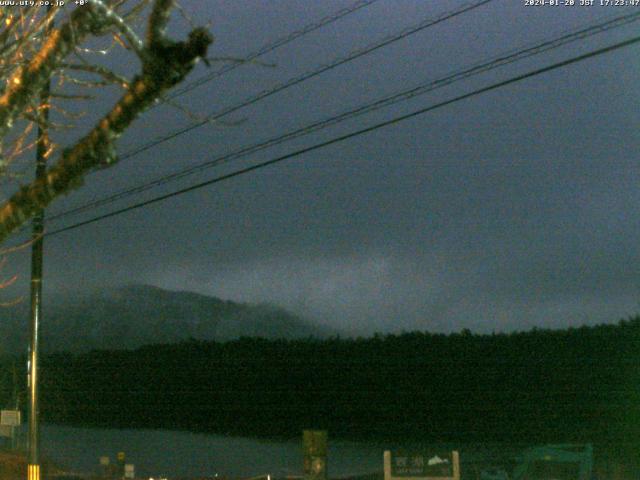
left=35, top=424, right=384, bottom=478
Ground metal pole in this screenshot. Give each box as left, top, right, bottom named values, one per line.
left=28, top=8, right=52, bottom=480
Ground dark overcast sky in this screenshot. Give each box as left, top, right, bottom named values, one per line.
left=5, top=0, right=640, bottom=335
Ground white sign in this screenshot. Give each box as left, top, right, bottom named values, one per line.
left=1, top=410, right=20, bottom=426
left=384, top=450, right=460, bottom=480
left=124, top=464, right=135, bottom=479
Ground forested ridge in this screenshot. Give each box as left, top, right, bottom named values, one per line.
left=2, top=319, right=638, bottom=446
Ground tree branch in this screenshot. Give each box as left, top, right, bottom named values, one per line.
left=147, top=0, right=173, bottom=46
left=0, top=10, right=212, bottom=243
left=0, top=5, right=100, bottom=145
left=61, top=63, right=130, bottom=89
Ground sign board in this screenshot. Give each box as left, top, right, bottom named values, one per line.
left=384, top=451, right=460, bottom=480
left=1, top=410, right=20, bottom=426
left=124, top=464, right=135, bottom=479
left=303, top=430, right=328, bottom=456
left=0, top=425, right=12, bottom=438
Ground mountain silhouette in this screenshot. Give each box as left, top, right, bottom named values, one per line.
left=0, top=284, right=335, bottom=354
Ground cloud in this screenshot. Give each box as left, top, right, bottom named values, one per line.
left=22, top=0, right=640, bottom=337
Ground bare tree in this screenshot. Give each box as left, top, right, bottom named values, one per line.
left=0, top=0, right=212, bottom=244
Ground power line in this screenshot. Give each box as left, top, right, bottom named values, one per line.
left=45, top=33, right=640, bottom=238
left=0, top=0, right=381, bottom=239
left=120, top=0, right=494, bottom=160
left=166, top=0, right=381, bottom=100
left=46, top=9, right=640, bottom=223
left=46, top=0, right=495, bottom=222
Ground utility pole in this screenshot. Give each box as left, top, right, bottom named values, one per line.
left=28, top=7, right=52, bottom=480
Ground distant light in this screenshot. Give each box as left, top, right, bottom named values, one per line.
left=12, top=77, right=20, bottom=85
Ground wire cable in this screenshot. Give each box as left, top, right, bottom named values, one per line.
left=167, top=0, right=382, bottom=100
left=46, top=9, right=640, bottom=223
left=44, top=33, right=640, bottom=238
left=121, top=0, right=494, bottom=160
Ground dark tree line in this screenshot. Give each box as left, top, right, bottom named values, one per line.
left=1, top=318, right=638, bottom=449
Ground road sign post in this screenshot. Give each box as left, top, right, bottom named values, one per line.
left=303, top=430, right=328, bottom=480
left=117, top=452, right=126, bottom=479
left=99, top=456, right=110, bottom=479
left=124, top=464, right=135, bottom=480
